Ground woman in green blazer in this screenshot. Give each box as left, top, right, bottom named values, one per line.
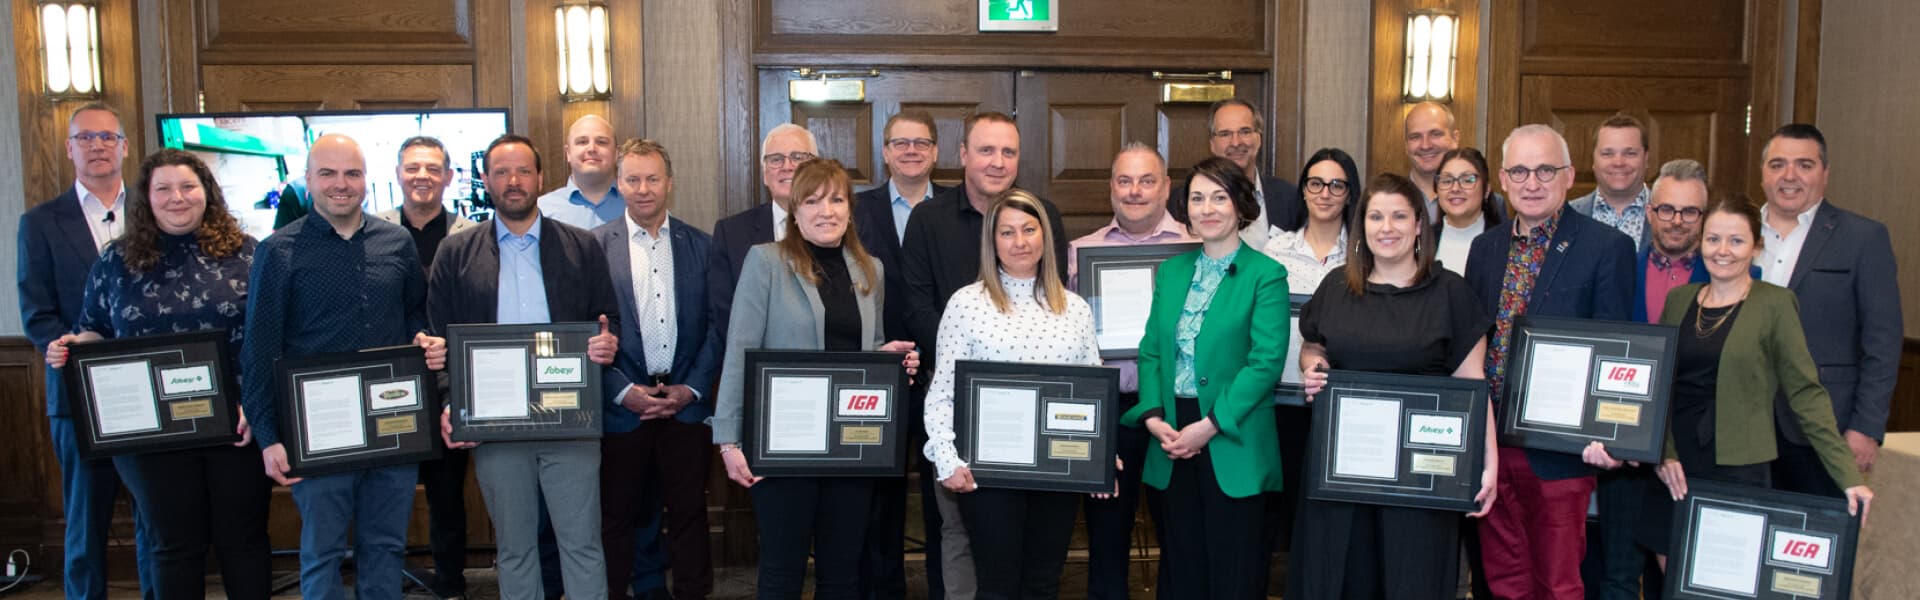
left=1583, top=195, right=1871, bottom=567
left=1120, top=157, right=1289, bottom=598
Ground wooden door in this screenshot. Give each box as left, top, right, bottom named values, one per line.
left=1521, top=76, right=1750, bottom=200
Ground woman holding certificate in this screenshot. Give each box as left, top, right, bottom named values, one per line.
left=1287, top=173, right=1499, bottom=599
left=922, top=189, right=1103, bottom=599
left=44, top=149, right=270, bottom=599
left=1580, top=196, right=1872, bottom=565
left=1119, top=156, right=1290, bottom=599
left=712, top=158, right=918, bottom=598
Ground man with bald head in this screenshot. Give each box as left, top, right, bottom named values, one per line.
left=243, top=133, right=448, bottom=600
left=540, top=114, right=625, bottom=229
left=1463, top=125, right=1634, bottom=599
left=1405, top=102, right=1462, bottom=212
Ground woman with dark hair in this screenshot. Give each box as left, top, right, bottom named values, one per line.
left=1261, top=148, right=1358, bottom=293
left=712, top=158, right=919, bottom=598
left=1582, top=195, right=1871, bottom=568
left=1286, top=173, right=1500, bottom=599
left=1431, top=147, right=1509, bottom=275
left=44, top=149, right=270, bottom=599
left=1121, top=157, right=1289, bottom=598
left=924, top=188, right=1106, bottom=599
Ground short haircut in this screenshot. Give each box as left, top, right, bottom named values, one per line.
left=1596, top=113, right=1648, bottom=150
left=616, top=138, right=674, bottom=178
left=1171, top=156, right=1262, bottom=232
left=962, top=111, right=1017, bottom=148
left=1652, top=158, right=1710, bottom=200
left=396, top=136, right=450, bottom=170
left=761, top=123, right=818, bottom=157
left=1115, top=141, right=1165, bottom=169
left=1405, top=101, right=1457, bottom=130
left=68, top=102, right=123, bottom=132
left=884, top=110, right=938, bottom=144
left=484, top=133, right=542, bottom=174
left=1206, top=98, right=1265, bottom=133
left=1766, top=123, right=1828, bottom=165
left=1501, top=124, right=1572, bottom=166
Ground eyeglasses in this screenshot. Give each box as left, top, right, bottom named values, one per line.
left=70, top=131, right=124, bottom=146
left=1211, top=127, right=1258, bottom=140
left=762, top=152, right=817, bottom=169
left=1502, top=165, right=1570, bottom=184
left=1437, top=174, right=1480, bottom=189
left=1303, top=177, right=1349, bottom=196
left=886, top=138, right=934, bottom=152
left=1651, top=205, right=1704, bottom=223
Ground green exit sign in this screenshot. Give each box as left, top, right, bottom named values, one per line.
left=980, top=0, right=1057, bottom=32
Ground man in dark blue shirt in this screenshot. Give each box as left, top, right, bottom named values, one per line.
left=242, top=133, right=447, bottom=600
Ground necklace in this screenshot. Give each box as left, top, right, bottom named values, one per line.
left=1693, top=282, right=1750, bottom=337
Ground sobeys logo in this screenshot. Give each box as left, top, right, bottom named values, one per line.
left=168, top=374, right=204, bottom=385
left=378, top=389, right=410, bottom=400
left=1418, top=425, right=1454, bottom=435
left=544, top=365, right=576, bottom=376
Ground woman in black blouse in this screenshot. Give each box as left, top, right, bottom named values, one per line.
left=45, top=149, right=269, bottom=599
left=1286, top=173, right=1499, bottom=599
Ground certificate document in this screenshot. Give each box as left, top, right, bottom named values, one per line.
left=1095, top=267, right=1153, bottom=350
left=470, top=347, right=530, bottom=419
left=1334, top=396, right=1401, bottom=480
left=1521, top=342, right=1592, bottom=428
left=301, top=374, right=366, bottom=452
left=767, top=376, right=831, bottom=452
left=88, top=361, right=161, bottom=435
left=976, top=386, right=1038, bottom=465
left=1687, top=506, right=1766, bottom=595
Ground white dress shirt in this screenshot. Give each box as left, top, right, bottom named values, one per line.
left=1238, top=177, right=1272, bottom=249
left=74, top=182, right=126, bottom=251
left=627, top=212, right=677, bottom=375
left=1260, top=225, right=1347, bottom=294
left=771, top=202, right=789, bottom=241
left=1758, top=200, right=1821, bottom=287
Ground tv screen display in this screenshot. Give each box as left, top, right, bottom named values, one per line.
left=156, top=108, right=510, bottom=237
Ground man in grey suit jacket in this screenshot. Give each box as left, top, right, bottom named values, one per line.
left=1568, top=113, right=1653, bottom=253
left=1755, top=124, right=1903, bottom=497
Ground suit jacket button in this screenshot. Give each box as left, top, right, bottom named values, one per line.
left=1198, top=376, right=1209, bottom=386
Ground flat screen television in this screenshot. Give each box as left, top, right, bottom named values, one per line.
left=156, top=108, right=510, bottom=237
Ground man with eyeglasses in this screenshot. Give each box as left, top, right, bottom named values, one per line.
left=1570, top=114, right=1653, bottom=252
left=17, top=102, right=158, bottom=600
left=850, top=110, right=950, bottom=600
left=1464, top=124, right=1635, bottom=600
left=709, top=123, right=818, bottom=349
left=1194, top=98, right=1300, bottom=248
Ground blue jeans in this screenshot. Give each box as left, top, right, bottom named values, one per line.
left=49, top=416, right=156, bottom=600
left=288, top=464, right=417, bottom=600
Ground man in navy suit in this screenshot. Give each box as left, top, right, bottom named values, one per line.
left=593, top=139, right=721, bottom=600
left=15, top=102, right=154, bottom=600
left=851, top=110, right=948, bottom=599
left=1197, top=98, right=1301, bottom=247
left=1465, top=124, right=1635, bottom=600
left=709, top=124, right=817, bottom=344
left=1755, top=124, right=1902, bottom=497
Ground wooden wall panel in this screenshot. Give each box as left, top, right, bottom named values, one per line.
left=0, top=340, right=53, bottom=568
left=1519, top=0, right=1746, bottom=65
left=1520, top=75, right=1747, bottom=200
left=1154, top=104, right=1217, bottom=182
left=791, top=102, right=875, bottom=185
left=200, top=65, right=474, bottom=112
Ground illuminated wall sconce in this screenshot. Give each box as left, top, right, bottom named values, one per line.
left=556, top=0, right=610, bottom=102
left=38, top=0, right=102, bottom=100
left=1403, top=9, right=1458, bottom=103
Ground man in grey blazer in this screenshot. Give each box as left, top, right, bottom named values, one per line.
left=1568, top=113, right=1653, bottom=253
left=1755, top=123, right=1903, bottom=497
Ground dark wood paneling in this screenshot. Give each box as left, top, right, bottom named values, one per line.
left=1891, top=339, right=1920, bottom=434
left=1792, top=0, right=1821, bottom=123
left=202, top=0, right=471, bottom=46
left=1370, top=0, right=1484, bottom=185
left=758, top=0, right=1268, bottom=64
left=1520, top=76, right=1748, bottom=200
left=0, top=339, right=53, bottom=571
left=200, top=65, right=474, bottom=112
left=792, top=102, right=876, bottom=184
left=1154, top=103, right=1217, bottom=182
left=1519, top=0, right=1747, bottom=64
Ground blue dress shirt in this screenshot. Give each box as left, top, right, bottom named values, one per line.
left=495, top=217, right=552, bottom=325
left=536, top=180, right=625, bottom=231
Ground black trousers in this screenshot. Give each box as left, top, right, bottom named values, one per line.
left=1158, top=446, right=1268, bottom=599
left=749, top=477, right=876, bottom=599
left=417, top=444, right=470, bottom=596
left=957, top=488, right=1079, bottom=600
left=858, top=386, right=926, bottom=600
left=1287, top=499, right=1460, bottom=600
left=1771, top=429, right=1847, bottom=498
left=601, top=420, right=713, bottom=600
left=1080, top=392, right=1167, bottom=599
left=113, top=444, right=272, bottom=600
left=1266, top=403, right=1312, bottom=565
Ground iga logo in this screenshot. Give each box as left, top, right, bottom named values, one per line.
left=837, top=389, right=889, bottom=418
left=1769, top=531, right=1833, bottom=570
left=1594, top=359, right=1651, bottom=396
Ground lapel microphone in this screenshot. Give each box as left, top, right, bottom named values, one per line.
left=1226, top=263, right=1238, bottom=276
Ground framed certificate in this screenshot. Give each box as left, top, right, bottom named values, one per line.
left=953, top=360, right=1119, bottom=494
left=64, top=329, right=242, bottom=459
left=1273, top=293, right=1312, bottom=407
left=1074, top=242, right=1200, bottom=360
left=1498, top=315, right=1677, bottom=463
left=743, top=350, right=910, bottom=477
left=1665, top=480, right=1860, bottom=600
left=275, top=345, right=439, bottom=478
left=1304, top=370, right=1488, bottom=512
left=446, top=322, right=603, bottom=441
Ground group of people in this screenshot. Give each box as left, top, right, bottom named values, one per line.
left=14, top=95, right=1898, bottom=600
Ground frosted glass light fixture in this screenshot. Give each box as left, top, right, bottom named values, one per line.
left=39, top=0, right=102, bottom=100
left=556, top=0, right=611, bottom=102
left=1403, top=10, right=1458, bottom=103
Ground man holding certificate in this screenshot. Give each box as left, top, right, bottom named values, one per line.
left=428, top=134, right=624, bottom=600
left=241, top=133, right=449, bottom=600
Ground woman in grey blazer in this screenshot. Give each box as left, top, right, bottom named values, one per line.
left=712, top=159, right=918, bottom=599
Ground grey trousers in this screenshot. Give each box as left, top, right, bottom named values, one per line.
left=932, top=483, right=977, bottom=599
left=475, top=440, right=608, bottom=600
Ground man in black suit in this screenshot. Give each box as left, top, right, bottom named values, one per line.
left=1755, top=123, right=1903, bottom=497
left=708, top=123, right=817, bottom=344
left=15, top=102, right=154, bottom=600
left=1201, top=98, right=1302, bottom=247
left=852, top=110, right=949, bottom=600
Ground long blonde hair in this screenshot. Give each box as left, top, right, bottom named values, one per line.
left=977, top=189, right=1068, bottom=314
left=777, top=158, right=878, bottom=294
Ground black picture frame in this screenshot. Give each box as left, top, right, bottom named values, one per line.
left=1074, top=242, right=1199, bottom=360
left=1498, top=315, right=1678, bottom=463
left=1665, top=480, right=1860, bottom=600
left=953, top=360, right=1119, bottom=494
left=64, top=329, right=243, bottom=459
left=1305, top=370, right=1488, bottom=512
left=446, top=322, right=604, bottom=442
left=742, top=350, right=911, bottom=477
left=1274, top=293, right=1313, bottom=407
left=276, top=345, right=440, bottom=478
